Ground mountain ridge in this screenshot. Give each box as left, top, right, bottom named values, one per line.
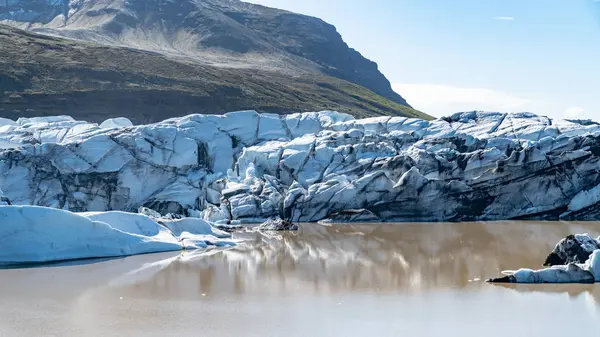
left=0, top=24, right=430, bottom=123
left=0, top=0, right=431, bottom=122
left=0, top=0, right=409, bottom=105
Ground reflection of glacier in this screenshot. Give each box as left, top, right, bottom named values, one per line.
left=2, top=111, right=600, bottom=222
left=491, top=283, right=600, bottom=313
left=92, top=222, right=600, bottom=302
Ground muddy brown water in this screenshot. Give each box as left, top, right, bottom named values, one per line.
left=1, top=221, right=599, bottom=337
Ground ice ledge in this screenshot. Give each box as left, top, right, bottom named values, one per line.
left=0, top=205, right=237, bottom=265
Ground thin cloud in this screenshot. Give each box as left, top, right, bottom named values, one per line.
left=494, top=16, right=515, bottom=21
left=392, top=83, right=532, bottom=117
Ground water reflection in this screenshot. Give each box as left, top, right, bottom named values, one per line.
left=490, top=282, right=600, bottom=312
left=89, top=221, right=600, bottom=302
left=2, top=221, right=600, bottom=337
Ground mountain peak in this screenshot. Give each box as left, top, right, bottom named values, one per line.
left=1, top=0, right=410, bottom=107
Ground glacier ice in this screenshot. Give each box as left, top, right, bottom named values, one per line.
left=488, top=234, right=600, bottom=284
left=0, top=205, right=236, bottom=265
left=488, top=250, right=600, bottom=284
left=0, top=187, right=9, bottom=205
left=543, top=234, right=600, bottom=266
left=500, top=262, right=596, bottom=284
left=256, top=218, right=299, bottom=231
left=99, top=117, right=134, bottom=130
left=1, top=110, right=600, bottom=222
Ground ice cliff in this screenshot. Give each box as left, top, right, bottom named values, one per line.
left=1, top=110, right=600, bottom=222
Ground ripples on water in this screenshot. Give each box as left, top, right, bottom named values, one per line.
left=2, top=221, right=600, bottom=336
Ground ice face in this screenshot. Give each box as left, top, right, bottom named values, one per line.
left=1, top=110, right=600, bottom=223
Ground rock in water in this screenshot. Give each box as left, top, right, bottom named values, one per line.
left=256, top=218, right=299, bottom=231
left=486, top=275, right=515, bottom=283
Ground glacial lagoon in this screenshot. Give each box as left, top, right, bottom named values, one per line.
left=1, top=221, right=599, bottom=337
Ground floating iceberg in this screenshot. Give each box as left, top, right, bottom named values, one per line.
left=488, top=234, right=600, bottom=283
left=543, top=234, right=600, bottom=266
left=1, top=110, right=600, bottom=222
left=0, top=206, right=236, bottom=265
left=488, top=250, right=600, bottom=284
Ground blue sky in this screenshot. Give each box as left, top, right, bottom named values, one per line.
left=245, top=0, right=600, bottom=120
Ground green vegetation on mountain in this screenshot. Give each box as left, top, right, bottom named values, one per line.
left=0, top=25, right=431, bottom=123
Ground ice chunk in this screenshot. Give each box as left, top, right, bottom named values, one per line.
left=100, top=118, right=134, bottom=129
left=0, top=206, right=181, bottom=264
left=508, top=264, right=595, bottom=283
left=0, top=206, right=238, bottom=265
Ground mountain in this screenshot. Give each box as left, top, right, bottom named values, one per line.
left=0, top=0, right=428, bottom=122
left=0, top=24, right=429, bottom=123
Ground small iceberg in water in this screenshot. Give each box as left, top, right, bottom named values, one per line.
left=488, top=234, right=600, bottom=284
left=0, top=205, right=238, bottom=266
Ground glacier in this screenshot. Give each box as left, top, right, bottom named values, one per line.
left=0, top=187, right=9, bottom=205
left=0, top=205, right=236, bottom=265
left=1, top=110, right=600, bottom=223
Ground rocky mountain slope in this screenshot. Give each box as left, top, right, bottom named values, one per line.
left=0, top=24, right=428, bottom=123
left=1, top=111, right=600, bottom=222
left=0, top=0, right=422, bottom=121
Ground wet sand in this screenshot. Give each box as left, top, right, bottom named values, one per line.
left=1, top=221, right=600, bottom=336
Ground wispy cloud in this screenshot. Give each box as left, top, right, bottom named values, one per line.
left=494, top=16, right=515, bottom=21
left=392, top=83, right=532, bottom=117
